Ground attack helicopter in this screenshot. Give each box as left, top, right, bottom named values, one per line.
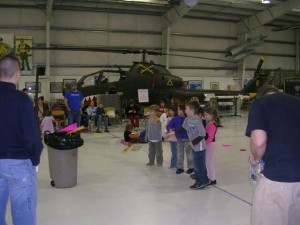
left=30, top=46, right=274, bottom=104
left=76, top=53, right=268, bottom=104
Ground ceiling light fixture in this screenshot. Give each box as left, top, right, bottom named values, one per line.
left=123, top=0, right=169, bottom=5
left=261, top=0, right=270, bottom=4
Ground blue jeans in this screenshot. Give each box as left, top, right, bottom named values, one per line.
left=176, top=138, right=194, bottom=169
left=68, top=110, right=81, bottom=127
left=96, top=116, right=109, bottom=129
left=0, top=159, right=37, bottom=225
left=170, top=141, right=177, bottom=168
left=193, top=150, right=208, bottom=185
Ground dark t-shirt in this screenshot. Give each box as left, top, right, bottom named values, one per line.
left=124, top=130, right=131, bottom=142
left=245, top=93, right=300, bottom=182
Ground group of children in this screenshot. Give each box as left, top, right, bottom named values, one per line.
left=132, top=100, right=220, bottom=190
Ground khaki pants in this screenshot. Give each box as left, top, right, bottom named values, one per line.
left=251, top=176, right=300, bottom=225
left=148, top=141, right=163, bottom=165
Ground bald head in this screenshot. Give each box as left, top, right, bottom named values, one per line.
left=0, top=55, right=20, bottom=83
left=256, top=85, right=279, bottom=98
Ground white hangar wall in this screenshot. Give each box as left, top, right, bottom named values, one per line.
left=170, top=17, right=296, bottom=89
left=0, top=7, right=297, bottom=100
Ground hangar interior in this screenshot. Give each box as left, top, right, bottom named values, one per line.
left=0, top=0, right=299, bottom=100
left=0, top=0, right=300, bottom=224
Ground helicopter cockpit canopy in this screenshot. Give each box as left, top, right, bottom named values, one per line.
left=77, top=70, right=121, bottom=88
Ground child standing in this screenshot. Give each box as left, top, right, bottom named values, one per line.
left=145, top=104, right=163, bottom=167
left=164, top=106, right=177, bottom=170
left=204, top=107, right=221, bottom=185
left=41, top=110, right=55, bottom=134
left=167, top=104, right=194, bottom=174
left=169, top=101, right=208, bottom=189
left=184, top=101, right=208, bottom=189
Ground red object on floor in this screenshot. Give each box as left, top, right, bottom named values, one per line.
left=121, top=140, right=129, bottom=145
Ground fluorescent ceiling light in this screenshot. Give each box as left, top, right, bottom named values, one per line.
left=123, top=0, right=168, bottom=4
left=261, top=0, right=270, bottom=3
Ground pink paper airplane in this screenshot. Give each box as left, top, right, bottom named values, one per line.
left=221, top=144, right=231, bottom=148
left=59, top=123, right=78, bottom=133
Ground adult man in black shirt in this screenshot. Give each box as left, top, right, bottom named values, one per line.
left=0, top=55, right=43, bottom=225
left=246, top=85, right=300, bottom=225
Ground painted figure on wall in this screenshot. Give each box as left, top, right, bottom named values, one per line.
left=16, top=36, right=33, bottom=75
left=17, top=39, right=31, bottom=71
left=0, top=37, right=12, bottom=58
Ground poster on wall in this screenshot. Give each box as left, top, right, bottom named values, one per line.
left=188, top=80, right=203, bottom=90
left=138, top=89, right=149, bottom=103
left=0, top=33, right=14, bottom=58
left=15, top=36, right=33, bottom=75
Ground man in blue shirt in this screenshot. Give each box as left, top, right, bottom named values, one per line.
left=0, top=55, right=43, bottom=225
left=246, top=85, right=300, bottom=225
left=64, top=81, right=84, bottom=127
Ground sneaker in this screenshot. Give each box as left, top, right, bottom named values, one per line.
left=190, top=181, right=210, bottom=190
left=189, top=182, right=200, bottom=189
left=209, top=180, right=217, bottom=185
left=104, top=129, right=109, bottom=133
left=190, top=173, right=195, bottom=179
left=176, top=169, right=184, bottom=174
left=169, top=166, right=177, bottom=170
left=186, top=168, right=194, bottom=174
left=95, top=129, right=102, bottom=133
left=146, top=162, right=154, bottom=166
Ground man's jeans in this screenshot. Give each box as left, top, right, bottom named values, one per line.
left=0, top=159, right=37, bottom=225
left=68, top=110, right=81, bottom=127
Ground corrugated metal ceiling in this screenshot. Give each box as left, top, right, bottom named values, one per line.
left=0, top=0, right=299, bottom=30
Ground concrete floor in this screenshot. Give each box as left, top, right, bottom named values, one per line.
left=7, top=110, right=255, bottom=225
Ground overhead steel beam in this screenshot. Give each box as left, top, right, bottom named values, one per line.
left=238, top=0, right=300, bottom=34
left=162, top=0, right=199, bottom=29
left=44, top=0, right=53, bottom=101
left=296, top=29, right=299, bottom=73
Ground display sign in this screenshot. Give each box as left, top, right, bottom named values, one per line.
left=138, top=89, right=149, bottom=103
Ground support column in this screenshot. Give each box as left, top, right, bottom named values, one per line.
left=161, top=27, right=170, bottom=68
left=296, top=29, right=299, bottom=73
left=45, top=0, right=53, bottom=101
left=237, top=34, right=247, bottom=90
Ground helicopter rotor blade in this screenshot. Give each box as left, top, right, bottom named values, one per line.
left=30, top=46, right=238, bottom=64
left=145, top=50, right=238, bottom=64
left=30, top=46, right=143, bottom=54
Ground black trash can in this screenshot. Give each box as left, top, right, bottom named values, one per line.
left=44, top=131, right=84, bottom=188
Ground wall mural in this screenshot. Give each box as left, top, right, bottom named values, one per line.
left=16, top=35, right=32, bottom=75
left=0, top=33, right=14, bottom=58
